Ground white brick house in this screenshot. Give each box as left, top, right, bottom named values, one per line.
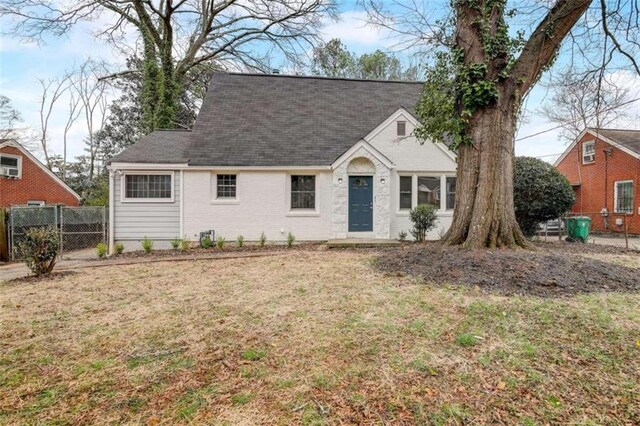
left=107, top=73, right=457, bottom=251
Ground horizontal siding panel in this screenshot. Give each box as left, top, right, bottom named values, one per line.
left=113, top=171, right=180, bottom=241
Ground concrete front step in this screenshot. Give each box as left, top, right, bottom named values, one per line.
left=326, top=238, right=401, bottom=248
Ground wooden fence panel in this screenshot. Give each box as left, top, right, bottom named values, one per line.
left=0, top=208, right=8, bottom=261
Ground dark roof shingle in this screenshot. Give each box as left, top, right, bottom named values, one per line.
left=110, top=73, right=424, bottom=166
left=188, top=73, right=423, bottom=166
left=110, top=130, right=191, bottom=164
left=590, top=128, right=640, bottom=156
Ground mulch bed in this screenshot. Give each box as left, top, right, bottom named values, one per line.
left=113, top=242, right=327, bottom=260
left=376, top=241, right=640, bottom=297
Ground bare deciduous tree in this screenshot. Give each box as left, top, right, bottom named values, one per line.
left=1, top=0, right=337, bottom=131
left=37, top=76, right=71, bottom=168
left=539, top=70, right=634, bottom=143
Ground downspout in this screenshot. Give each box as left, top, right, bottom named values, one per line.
left=603, top=148, right=612, bottom=230
left=180, top=170, right=184, bottom=238
left=108, top=169, right=115, bottom=255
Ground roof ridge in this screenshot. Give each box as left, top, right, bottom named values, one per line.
left=215, top=71, right=424, bottom=85
left=154, top=128, right=192, bottom=132
left=588, top=127, right=640, bottom=132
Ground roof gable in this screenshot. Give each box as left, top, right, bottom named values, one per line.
left=187, top=73, right=424, bottom=167
left=0, top=140, right=81, bottom=201
left=554, top=128, right=640, bottom=166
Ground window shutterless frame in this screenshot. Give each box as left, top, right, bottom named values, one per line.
left=216, top=174, right=237, bottom=199
left=120, top=171, right=175, bottom=203
left=0, top=153, right=22, bottom=178
left=614, top=180, right=634, bottom=214
left=582, top=140, right=595, bottom=164
left=290, top=175, right=316, bottom=210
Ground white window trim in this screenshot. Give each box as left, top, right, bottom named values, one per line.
left=212, top=172, right=240, bottom=204
left=398, top=175, right=413, bottom=212
left=120, top=171, right=175, bottom=203
left=0, top=153, right=22, bottom=178
left=27, top=200, right=45, bottom=207
left=397, top=120, right=407, bottom=136
left=396, top=173, right=455, bottom=215
left=286, top=172, right=319, bottom=216
left=614, top=180, right=634, bottom=214
left=582, top=140, right=596, bottom=164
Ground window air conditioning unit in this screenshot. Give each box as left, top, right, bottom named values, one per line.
left=582, top=153, right=595, bottom=163
left=0, top=166, right=19, bottom=178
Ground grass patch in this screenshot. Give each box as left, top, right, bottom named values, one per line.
left=1, top=251, right=638, bottom=424
left=455, top=332, right=480, bottom=347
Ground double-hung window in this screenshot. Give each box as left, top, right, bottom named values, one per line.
left=446, top=177, right=456, bottom=210
left=582, top=140, right=595, bottom=164
left=124, top=173, right=173, bottom=201
left=291, top=175, right=315, bottom=209
left=417, top=176, right=440, bottom=208
left=614, top=180, right=634, bottom=214
left=399, top=176, right=412, bottom=210
left=216, top=174, right=237, bottom=198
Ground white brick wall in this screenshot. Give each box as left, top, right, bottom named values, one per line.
left=183, top=170, right=333, bottom=241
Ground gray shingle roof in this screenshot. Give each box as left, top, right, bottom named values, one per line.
left=110, top=130, right=191, bottom=163
left=111, top=73, right=424, bottom=166
left=590, top=128, right=640, bottom=156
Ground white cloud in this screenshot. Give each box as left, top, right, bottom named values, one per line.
left=321, top=11, right=391, bottom=48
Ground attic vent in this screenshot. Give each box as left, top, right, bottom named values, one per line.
left=397, top=121, right=406, bottom=136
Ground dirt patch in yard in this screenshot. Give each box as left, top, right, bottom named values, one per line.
left=376, top=241, right=640, bottom=297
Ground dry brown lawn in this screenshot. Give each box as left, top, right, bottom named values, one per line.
left=1, top=251, right=639, bottom=425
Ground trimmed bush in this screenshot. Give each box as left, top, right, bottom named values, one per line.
left=398, top=230, right=408, bottom=241
left=180, top=238, right=190, bottom=252
left=259, top=232, right=267, bottom=247
left=514, top=157, right=576, bottom=237
left=287, top=232, right=295, bottom=248
left=96, top=243, right=108, bottom=258
left=409, top=204, right=439, bottom=242
left=237, top=235, right=244, bottom=247
left=17, top=227, right=60, bottom=277
left=115, top=243, right=124, bottom=256
left=141, top=236, right=154, bottom=254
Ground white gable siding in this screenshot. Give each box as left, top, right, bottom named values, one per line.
left=367, top=112, right=457, bottom=172
left=183, top=170, right=333, bottom=241
left=113, top=171, right=180, bottom=249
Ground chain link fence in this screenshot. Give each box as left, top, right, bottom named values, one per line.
left=9, top=206, right=107, bottom=260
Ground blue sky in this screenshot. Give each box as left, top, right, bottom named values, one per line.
left=1, top=1, right=639, bottom=163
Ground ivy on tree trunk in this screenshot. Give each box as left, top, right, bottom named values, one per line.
left=416, top=0, right=592, bottom=249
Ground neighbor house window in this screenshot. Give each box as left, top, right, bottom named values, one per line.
left=27, top=200, right=45, bottom=207
left=0, top=154, right=21, bottom=177
left=397, top=121, right=406, bottom=136
left=216, top=174, right=237, bottom=198
left=614, top=180, right=634, bottom=213
left=582, top=140, right=595, bottom=164
left=124, top=174, right=172, bottom=200
left=446, top=177, right=456, bottom=210
left=291, top=175, right=315, bottom=209
left=417, top=176, right=440, bottom=208
left=399, top=176, right=412, bottom=210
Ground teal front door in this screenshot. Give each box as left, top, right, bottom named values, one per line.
left=349, top=176, right=373, bottom=232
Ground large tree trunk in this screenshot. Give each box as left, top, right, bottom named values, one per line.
left=444, top=90, right=530, bottom=249
left=443, top=0, right=592, bottom=249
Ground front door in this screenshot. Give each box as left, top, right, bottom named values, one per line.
left=349, top=176, right=373, bottom=232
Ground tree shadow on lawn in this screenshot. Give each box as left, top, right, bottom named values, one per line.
left=376, top=242, right=640, bottom=297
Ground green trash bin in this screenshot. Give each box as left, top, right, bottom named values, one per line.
left=564, top=216, right=592, bottom=243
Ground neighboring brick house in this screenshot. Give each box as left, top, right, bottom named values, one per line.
left=0, top=139, right=81, bottom=207
left=555, top=128, right=640, bottom=235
